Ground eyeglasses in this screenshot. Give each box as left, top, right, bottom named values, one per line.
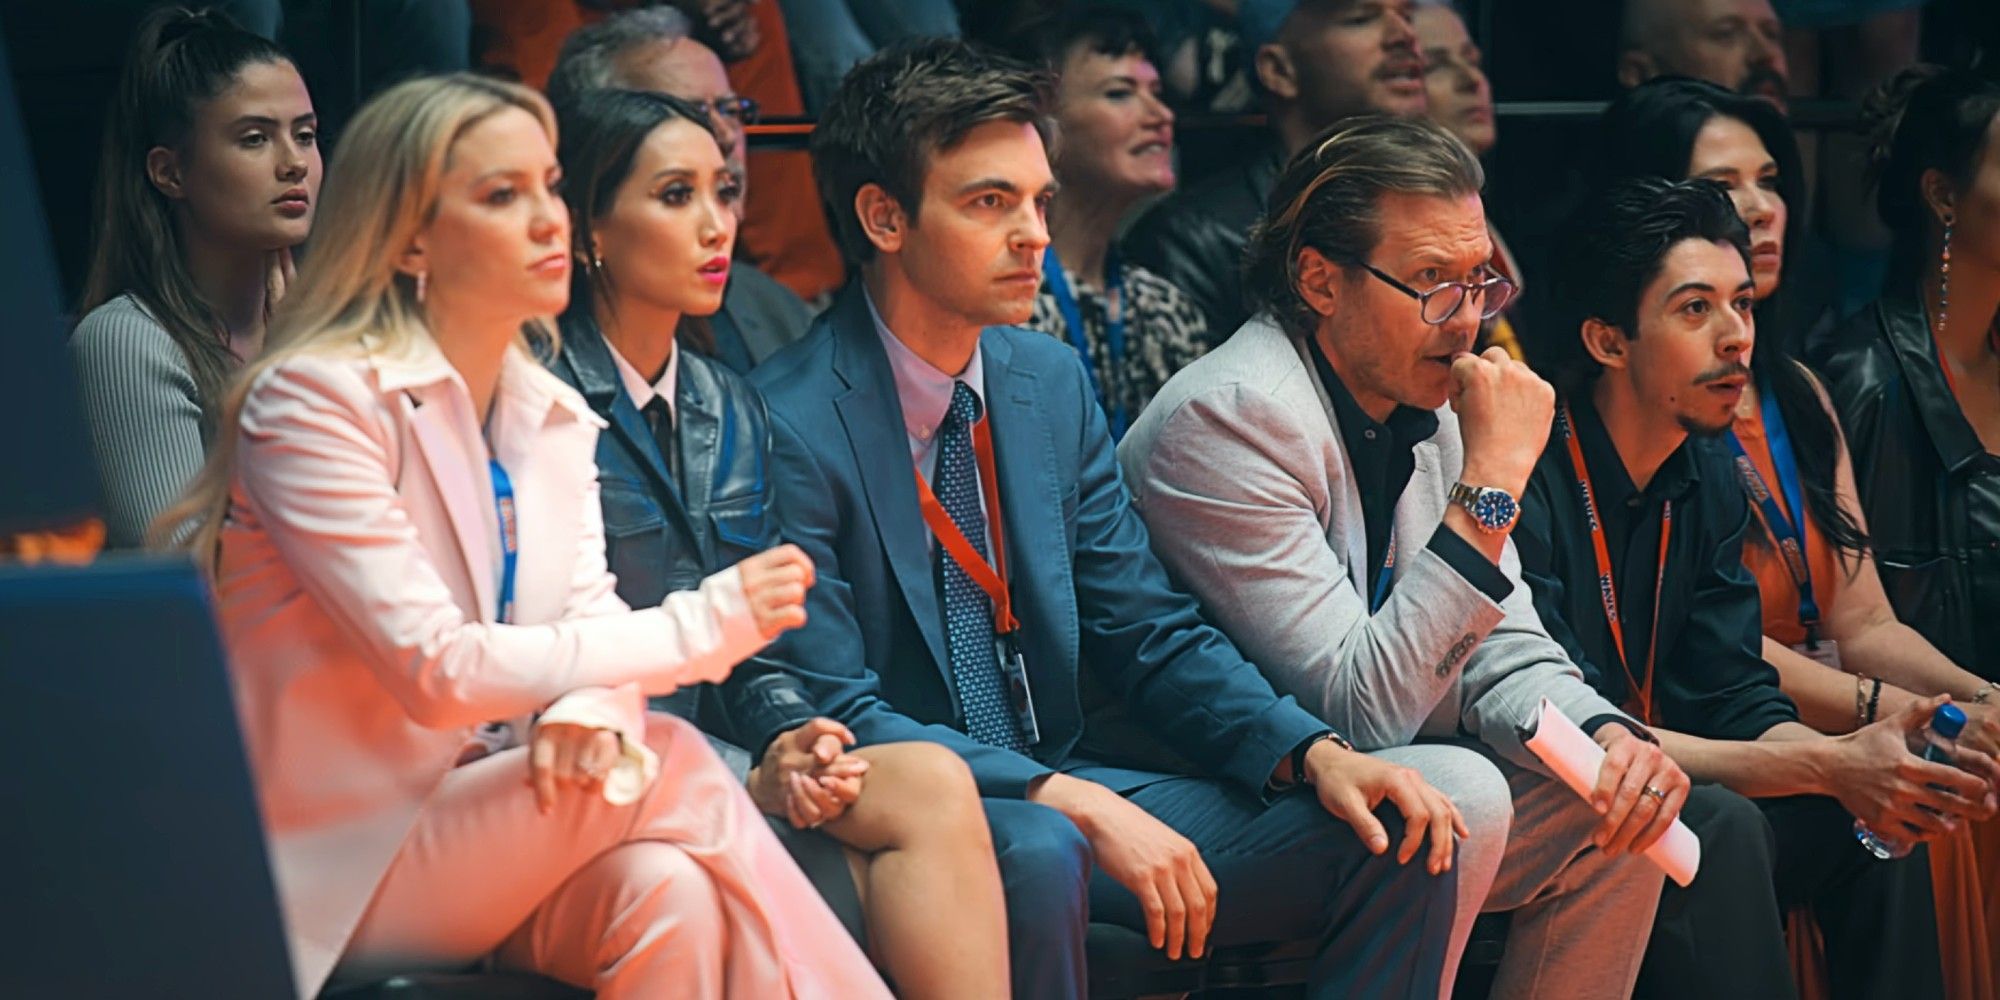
left=1359, top=262, right=1518, bottom=326
left=699, top=95, right=761, bottom=126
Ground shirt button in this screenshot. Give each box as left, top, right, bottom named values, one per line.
left=1364, top=429, right=1377, bottom=440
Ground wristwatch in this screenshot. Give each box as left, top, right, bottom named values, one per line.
left=1448, top=482, right=1521, bottom=534
left=1291, top=730, right=1355, bottom=788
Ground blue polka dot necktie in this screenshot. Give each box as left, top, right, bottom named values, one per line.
left=934, top=381, right=1027, bottom=751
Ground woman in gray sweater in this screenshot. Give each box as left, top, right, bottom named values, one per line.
left=71, top=6, right=320, bottom=547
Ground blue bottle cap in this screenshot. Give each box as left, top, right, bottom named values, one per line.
left=1933, top=703, right=1968, bottom=740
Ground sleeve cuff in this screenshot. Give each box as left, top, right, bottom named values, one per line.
left=1426, top=525, right=1514, bottom=603
left=536, top=691, right=661, bottom=806
left=1581, top=713, right=1659, bottom=745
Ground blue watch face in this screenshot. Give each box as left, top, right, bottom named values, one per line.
left=1470, top=488, right=1518, bottom=529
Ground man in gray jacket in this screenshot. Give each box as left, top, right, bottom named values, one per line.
left=1117, top=116, right=1685, bottom=999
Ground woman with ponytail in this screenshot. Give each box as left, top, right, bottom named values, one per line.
left=72, top=6, right=319, bottom=548
left=159, top=73, right=889, bottom=999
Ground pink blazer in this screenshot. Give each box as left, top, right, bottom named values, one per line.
left=212, top=338, right=767, bottom=995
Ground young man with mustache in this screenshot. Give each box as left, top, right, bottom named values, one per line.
left=1517, top=176, right=1995, bottom=999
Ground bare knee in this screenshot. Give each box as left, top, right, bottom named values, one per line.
left=847, top=742, right=988, bottom=848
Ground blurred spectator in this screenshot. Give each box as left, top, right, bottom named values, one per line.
left=1413, top=0, right=1525, bottom=359
left=775, top=0, right=961, bottom=113
left=1127, top=0, right=1427, bottom=340
left=550, top=9, right=756, bottom=212
left=71, top=6, right=321, bottom=549
left=1777, top=1, right=1929, bottom=315
left=726, top=0, right=848, bottom=302
left=473, top=1, right=755, bottom=87
left=469, top=0, right=590, bottom=87
left=474, top=1, right=846, bottom=303
left=548, top=6, right=812, bottom=369
left=666, top=0, right=761, bottom=61
left=1617, top=0, right=1792, bottom=108
left=1018, top=6, right=1210, bottom=436
left=971, top=0, right=1252, bottom=113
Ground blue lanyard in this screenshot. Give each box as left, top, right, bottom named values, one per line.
left=1370, top=529, right=1398, bottom=613
left=1725, top=391, right=1821, bottom=640
left=1042, top=248, right=1128, bottom=439
left=489, top=458, right=519, bottom=624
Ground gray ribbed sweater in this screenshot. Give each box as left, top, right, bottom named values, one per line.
left=69, top=294, right=213, bottom=548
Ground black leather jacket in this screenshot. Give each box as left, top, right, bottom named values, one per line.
left=1813, top=295, right=2000, bottom=680
left=551, top=315, right=821, bottom=753
left=1124, top=141, right=1285, bottom=343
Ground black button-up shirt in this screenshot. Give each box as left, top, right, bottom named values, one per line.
left=1307, top=337, right=1512, bottom=605
left=1514, top=396, right=1799, bottom=740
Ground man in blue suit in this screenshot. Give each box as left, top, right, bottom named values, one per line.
left=748, top=39, right=1465, bottom=998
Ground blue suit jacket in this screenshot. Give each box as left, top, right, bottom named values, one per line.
left=750, top=284, right=1329, bottom=799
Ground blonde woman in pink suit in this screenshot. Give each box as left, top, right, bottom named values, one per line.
left=158, top=73, right=892, bottom=1000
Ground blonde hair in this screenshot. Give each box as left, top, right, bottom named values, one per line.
left=153, top=73, right=560, bottom=562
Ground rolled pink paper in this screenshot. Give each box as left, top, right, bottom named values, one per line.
left=1520, top=697, right=1701, bottom=887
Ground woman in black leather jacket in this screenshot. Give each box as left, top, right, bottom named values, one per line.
left=1812, top=67, right=2000, bottom=685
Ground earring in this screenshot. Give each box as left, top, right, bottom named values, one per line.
left=1938, top=214, right=1953, bottom=338
left=591, top=249, right=604, bottom=271
left=415, top=270, right=428, bottom=304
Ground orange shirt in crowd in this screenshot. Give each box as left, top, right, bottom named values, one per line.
left=1731, top=400, right=1849, bottom=649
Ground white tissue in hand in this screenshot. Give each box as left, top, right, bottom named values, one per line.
left=600, top=734, right=660, bottom=806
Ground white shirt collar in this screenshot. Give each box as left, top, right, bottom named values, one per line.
left=864, top=288, right=984, bottom=445
left=607, top=340, right=680, bottom=419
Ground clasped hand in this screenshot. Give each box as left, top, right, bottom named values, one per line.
left=748, top=717, right=870, bottom=829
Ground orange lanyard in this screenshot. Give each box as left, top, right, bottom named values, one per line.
left=1558, top=403, right=1672, bottom=726
left=913, top=415, right=1019, bottom=634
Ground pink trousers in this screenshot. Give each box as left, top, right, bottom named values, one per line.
left=334, top=713, right=891, bottom=999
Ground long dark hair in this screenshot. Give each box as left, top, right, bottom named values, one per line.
left=1867, top=65, right=2000, bottom=296
left=1589, top=76, right=1869, bottom=558
left=79, top=6, right=293, bottom=427
left=553, top=88, right=722, bottom=357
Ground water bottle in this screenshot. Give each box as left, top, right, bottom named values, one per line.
left=1854, top=702, right=1969, bottom=860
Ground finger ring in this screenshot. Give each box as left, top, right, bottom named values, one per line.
left=1643, top=785, right=1668, bottom=801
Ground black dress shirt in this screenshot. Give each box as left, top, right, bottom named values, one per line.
left=1307, top=337, right=1512, bottom=605
left=1514, top=396, right=1799, bottom=740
